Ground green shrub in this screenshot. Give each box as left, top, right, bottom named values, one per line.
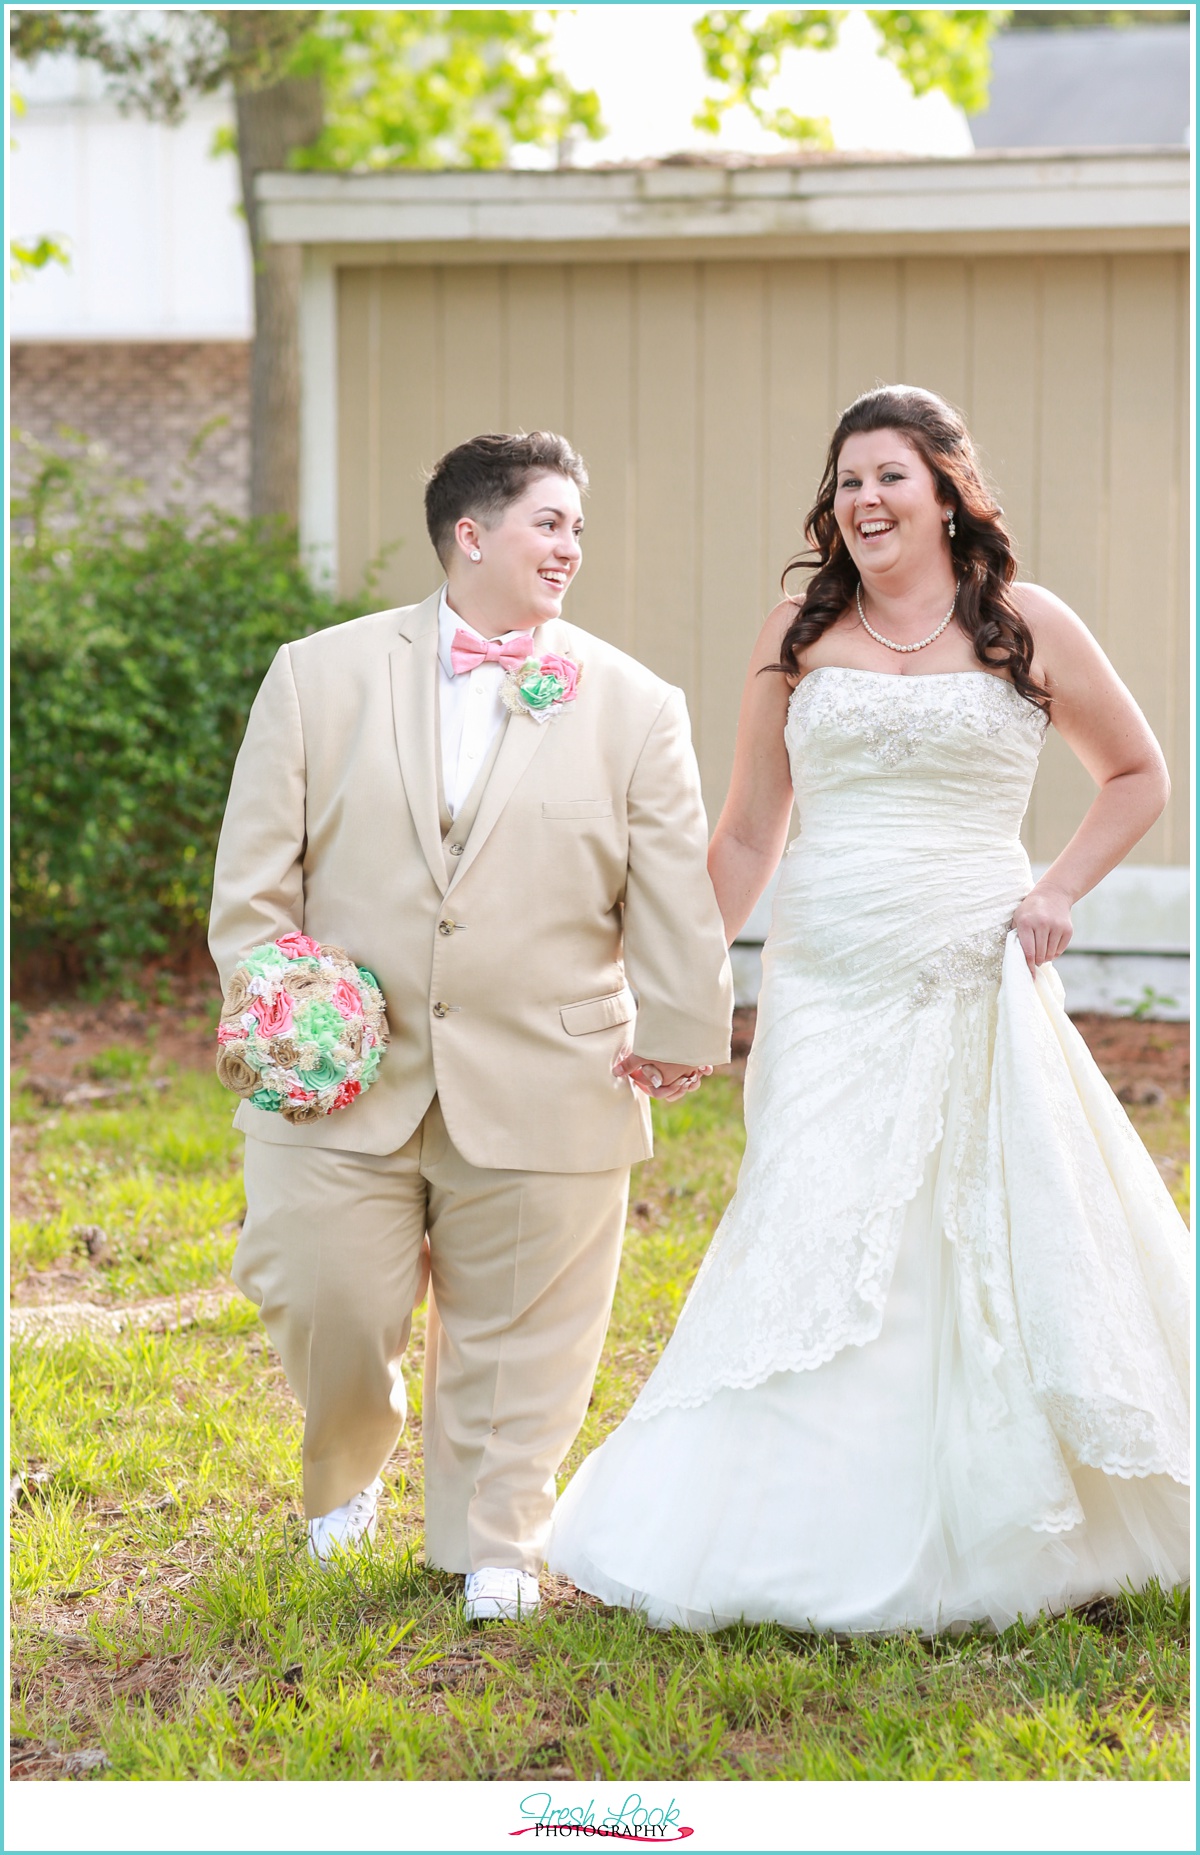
left=11, top=433, right=359, bottom=985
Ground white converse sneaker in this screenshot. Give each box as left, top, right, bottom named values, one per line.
left=463, top=1567, right=540, bottom=1621
left=306, top=1478, right=383, bottom=1566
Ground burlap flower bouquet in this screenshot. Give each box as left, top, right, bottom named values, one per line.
left=216, top=933, right=389, bottom=1124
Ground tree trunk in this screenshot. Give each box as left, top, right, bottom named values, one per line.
left=232, top=63, right=323, bottom=522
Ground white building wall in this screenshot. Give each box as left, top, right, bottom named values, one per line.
left=10, top=53, right=252, bottom=340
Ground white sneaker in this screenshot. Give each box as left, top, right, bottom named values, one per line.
left=306, top=1478, right=383, bottom=1566
left=463, top=1567, right=540, bottom=1621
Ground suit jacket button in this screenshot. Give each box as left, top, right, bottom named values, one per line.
left=432, top=1001, right=448, bottom=1019
left=447, top=842, right=464, bottom=857
left=438, top=919, right=455, bottom=936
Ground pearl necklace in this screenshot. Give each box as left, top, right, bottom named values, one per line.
left=856, top=581, right=960, bottom=654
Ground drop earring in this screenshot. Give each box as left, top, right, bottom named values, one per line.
left=469, top=548, right=482, bottom=562
left=946, top=512, right=957, bottom=540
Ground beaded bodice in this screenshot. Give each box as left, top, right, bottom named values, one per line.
left=785, top=668, right=1048, bottom=850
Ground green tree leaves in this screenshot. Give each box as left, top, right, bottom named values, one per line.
left=692, top=8, right=844, bottom=144
left=10, top=8, right=604, bottom=168
left=291, top=11, right=603, bottom=172
left=870, top=10, right=1006, bottom=117
left=10, top=233, right=69, bottom=280
left=692, top=7, right=1006, bottom=146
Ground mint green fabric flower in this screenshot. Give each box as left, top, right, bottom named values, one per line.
left=243, top=943, right=288, bottom=979
left=356, top=966, right=381, bottom=996
left=297, top=1051, right=345, bottom=1092
left=359, top=1046, right=381, bottom=1087
left=293, top=999, right=344, bottom=1050
left=518, top=671, right=567, bottom=711
left=250, top=1086, right=286, bottom=1112
left=242, top=1041, right=273, bottom=1072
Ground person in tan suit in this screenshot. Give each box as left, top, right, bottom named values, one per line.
left=209, top=431, right=733, bottom=1620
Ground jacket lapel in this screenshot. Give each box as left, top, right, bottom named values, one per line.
left=390, top=590, right=447, bottom=893
left=444, top=617, right=574, bottom=897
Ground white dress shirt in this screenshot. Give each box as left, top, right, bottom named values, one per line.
left=437, top=588, right=534, bottom=818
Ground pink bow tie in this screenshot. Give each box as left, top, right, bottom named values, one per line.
left=450, top=628, right=535, bottom=676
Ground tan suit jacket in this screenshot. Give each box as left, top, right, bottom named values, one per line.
left=209, top=590, right=733, bottom=1171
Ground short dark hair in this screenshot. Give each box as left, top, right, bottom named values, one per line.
left=424, top=431, right=588, bottom=567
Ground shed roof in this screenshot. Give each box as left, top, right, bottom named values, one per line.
left=258, top=149, right=1187, bottom=264
left=970, top=24, right=1191, bottom=150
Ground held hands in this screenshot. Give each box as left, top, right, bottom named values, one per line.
left=1012, top=883, right=1074, bottom=975
left=612, top=1052, right=713, bottom=1102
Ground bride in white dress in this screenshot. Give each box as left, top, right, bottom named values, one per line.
left=548, top=385, right=1190, bottom=1635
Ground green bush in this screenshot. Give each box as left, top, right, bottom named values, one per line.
left=11, top=434, right=359, bottom=985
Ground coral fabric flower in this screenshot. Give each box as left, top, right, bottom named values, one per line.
left=333, top=1078, right=362, bottom=1111
left=251, top=990, right=294, bottom=1037
left=275, top=931, right=321, bottom=959
left=331, top=978, right=364, bottom=1020
left=538, top=653, right=579, bottom=702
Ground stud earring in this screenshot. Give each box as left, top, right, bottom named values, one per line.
left=469, top=548, right=482, bottom=562
left=946, top=513, right=956, bottom=539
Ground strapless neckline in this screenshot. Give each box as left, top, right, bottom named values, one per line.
left=793, top=665, right=1015, bottom=692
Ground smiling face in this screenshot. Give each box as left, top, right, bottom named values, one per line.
left=833, top=428, right=950, bottom=580
left=451, top=471, right=584, bottom=635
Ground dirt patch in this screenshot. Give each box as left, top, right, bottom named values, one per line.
left=12, top=981, right=220, bottom=1088
left=1067, top=1014, right=1190, bottom=1101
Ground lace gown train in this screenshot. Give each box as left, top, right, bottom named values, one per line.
left=547, top=670, right=1191, bottom=1633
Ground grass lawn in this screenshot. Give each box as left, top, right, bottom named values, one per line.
left=8, top=1050, right=1191, bottom=1783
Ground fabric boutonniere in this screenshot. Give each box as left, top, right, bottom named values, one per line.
left=500, top=652, right=581, bottom=725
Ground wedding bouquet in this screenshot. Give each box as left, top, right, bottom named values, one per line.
left=215, top=933, right=389, bottom=1124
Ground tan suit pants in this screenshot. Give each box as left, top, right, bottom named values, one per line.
left=234, top=1096, right=629, bottom=1574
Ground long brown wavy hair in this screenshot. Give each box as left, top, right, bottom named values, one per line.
left=773, top=385, right=1050, bottom=709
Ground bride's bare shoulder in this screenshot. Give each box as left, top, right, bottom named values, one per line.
left=750, top=600, right=803, bottom=682
left=1009, top=581, right=1107, bottom=679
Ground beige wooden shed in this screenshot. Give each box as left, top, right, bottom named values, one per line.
left=260, top=150, right=1190, bottom=1011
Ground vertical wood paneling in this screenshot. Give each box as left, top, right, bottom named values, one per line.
left=1030, top=256, right=1112, bottom=862
left=1106, top=253, right=1178, bottom=864
left=503, top=265, right=569, bottom=433
left=968, top=258, right=1040, bottom=576
left=375, top=268, right=440, bottom=606
left=765, top=261, right=835, bottom=608
left=1037, top=257, right=1111, bottom=635
left=697, top=262, right=766, bottom=816
left=567, top=265, right=636, bottom=653
left=631, top=264, right=701, bottom=695
left=967, top=258, right=1043, bottom=850
left=439, top=265, right=505, bottom=448
left=832, top=259, right=901, bottom=409
left=336, top=248, right=1188, bottom=872
left=900, top=258, right=970, bottom=415
left=336, top=269, right=376, bottom=602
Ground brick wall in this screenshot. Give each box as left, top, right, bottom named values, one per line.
left=11, top=341, right=251, bottom=517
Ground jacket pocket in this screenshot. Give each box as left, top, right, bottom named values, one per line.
left=542, top=799, right=613, bottom=820
left=560, top=987, right=637, bottom=1036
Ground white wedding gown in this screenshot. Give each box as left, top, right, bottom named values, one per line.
left=548, top=669, right=1191, bottom=1634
